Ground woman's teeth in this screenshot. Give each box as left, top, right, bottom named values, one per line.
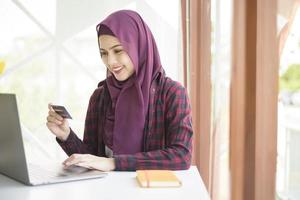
left=113, top=66, right=123, bottom=73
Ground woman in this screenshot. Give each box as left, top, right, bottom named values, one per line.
left=46, top=10, right=193, bottom=171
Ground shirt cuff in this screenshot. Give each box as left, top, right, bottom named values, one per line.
left=113, top=154, right=137, bottom=171
left=56, top=129, right=76, bottom=148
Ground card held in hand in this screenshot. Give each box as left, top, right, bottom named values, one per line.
left=51, top=105, right=72, bottom=119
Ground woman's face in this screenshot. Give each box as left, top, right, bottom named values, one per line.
left=99, top=35, right=135, bottom=81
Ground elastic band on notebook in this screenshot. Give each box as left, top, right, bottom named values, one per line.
left=144, top=171, right=150, bottom=188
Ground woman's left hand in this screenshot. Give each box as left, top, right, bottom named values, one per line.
left=63, top=154, right=115, bottom=171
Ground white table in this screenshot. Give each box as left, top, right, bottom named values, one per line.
left=0, top=166, right=210, bottom=200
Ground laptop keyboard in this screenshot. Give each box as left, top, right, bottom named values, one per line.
left=27, top=163, right=107, bottom=185
left=28, top=163, right=67, bottom=181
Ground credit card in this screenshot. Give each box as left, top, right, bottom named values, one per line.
left=51, top=105, right=72, bottom=119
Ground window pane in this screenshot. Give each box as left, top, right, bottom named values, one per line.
left=211, top=0, right=232, bottom=199
left=277, top=1, right=300, bottom=199
left=0, top=0, right=183, bottom=162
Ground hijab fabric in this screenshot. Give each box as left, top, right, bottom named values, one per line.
left=96, top=10, right=162, bottom=154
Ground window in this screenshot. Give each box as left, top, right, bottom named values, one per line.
left=277, top=1, right=300, bottom=199
left=210, top=0, right=232, bottom=198
left=0, top=0, right=183, bottom=162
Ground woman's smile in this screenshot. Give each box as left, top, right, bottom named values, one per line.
left=111, top=66, right=124, bottom=74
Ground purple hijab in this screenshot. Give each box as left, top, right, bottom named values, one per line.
left=96, top=10, right=162, bottom=154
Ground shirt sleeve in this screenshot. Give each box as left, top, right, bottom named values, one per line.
left=114, top=82, right=193, bottom=171
left=56, top=88, right=103, bottom=156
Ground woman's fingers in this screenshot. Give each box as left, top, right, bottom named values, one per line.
left=63, top=154, right=85, bottom=166
left=46, top=121, right=58, bottom=128
left=48, top=103, right=64, bottom=120
left=47, top=115, right=63, bottom=125
left=63, top=154, right=94, bottom=169
left=46, top=103, right=70, bottom=141
left=48, top=110, right=63, bottom=121
left=62, top=154, right=115, bottom=171
left=74, top=162, right=93, bottom=169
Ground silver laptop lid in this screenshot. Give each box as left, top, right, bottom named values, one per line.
left=0, top=93, right=30, bottom=184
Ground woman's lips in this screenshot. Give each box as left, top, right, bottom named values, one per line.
left=112, top=66, right=124, bottom=74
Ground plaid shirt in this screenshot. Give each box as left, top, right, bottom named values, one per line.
left=57, top=74, right=193, bottom=171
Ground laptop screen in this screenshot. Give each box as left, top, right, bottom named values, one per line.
left=0, top=93, right=30, bottom=184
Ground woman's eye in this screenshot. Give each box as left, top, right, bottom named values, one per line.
left=114, top=49, right=123, bottom=54
left=100, top=52, right=107, bottom=57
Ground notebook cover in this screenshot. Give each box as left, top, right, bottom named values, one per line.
left=136, top=170, right=182, bottom=188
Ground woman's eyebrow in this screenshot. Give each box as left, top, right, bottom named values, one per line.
left=100, top=44, right=122, bottom=51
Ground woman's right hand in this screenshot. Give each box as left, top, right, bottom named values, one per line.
left=46, top=103, right=70, bottom=141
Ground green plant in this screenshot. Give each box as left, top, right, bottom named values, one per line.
left=280, top=64, right=300, bottom=91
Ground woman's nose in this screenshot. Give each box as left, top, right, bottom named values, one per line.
left=107, top=54, right=117, bottom=66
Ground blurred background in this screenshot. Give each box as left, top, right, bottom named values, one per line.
left=0, top=0, right=183, bottom=162
left=277, top=0, right=300, bottom=199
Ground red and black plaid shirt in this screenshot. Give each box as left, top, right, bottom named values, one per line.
left=57, top=74, right=193, bottom=171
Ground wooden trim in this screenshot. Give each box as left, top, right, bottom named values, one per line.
left=189, top=0, right=212, bottom=193
left=230, top=0, right=278, bottom=199
left=230, top=0, right=247, bottom=199
left=255, top=0, right=278, bottom=198
left=181, top=0, right=187, bottom=88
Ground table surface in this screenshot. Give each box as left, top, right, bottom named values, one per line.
left=0, top=166, right=210, bottom=200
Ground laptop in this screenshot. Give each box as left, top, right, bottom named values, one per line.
left=0, top=93, right=107, bottom=186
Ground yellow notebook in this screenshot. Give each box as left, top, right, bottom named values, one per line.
left=136, top=170, right=182, bottom=188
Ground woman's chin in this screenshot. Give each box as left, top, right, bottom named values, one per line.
left=114, top=73, right=134, bottom=82
left=114, top=74, right=129, bottom=82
